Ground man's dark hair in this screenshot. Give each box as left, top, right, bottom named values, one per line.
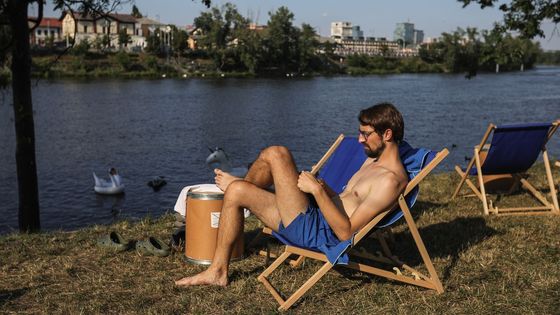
left=358, top=102, right=404, bottom=143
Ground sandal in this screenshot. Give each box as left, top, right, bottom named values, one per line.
left=135, top=237, right=171, bottom=257
left=97, top=231, right=131, bottom=252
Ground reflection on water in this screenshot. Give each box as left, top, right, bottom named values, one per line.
left=1, top=67, right=559, bottom=234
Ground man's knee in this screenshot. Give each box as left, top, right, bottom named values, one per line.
left=259, top=145, right=291, bottom=163
left=224, top=180, right=250, bottom=202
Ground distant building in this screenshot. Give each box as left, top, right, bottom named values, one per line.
left=413, top=29, right=424, bottom=45
left=248, top=23, right=267, bottom=31
left=29, top=17, right=62, bottom=46
left=331, top=22, right=363, bottom=42
left=60, top=11, right=148, bottom=50
left=330, top=21, right=416, bottom=57
left=135, top=17, right=166, bottom=49
left=334, top=38, right=401, bottom=57
left=394, top=22, right=414, bottom=47
left=136, top=17, right=165, bottom=37
left=394, top=22, right=424, bottom=47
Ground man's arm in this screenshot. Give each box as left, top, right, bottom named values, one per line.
left=298, top=171, right=402, bottom=241
left=317, top=179, right=337, bottom=198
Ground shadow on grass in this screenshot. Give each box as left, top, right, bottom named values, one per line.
left=414, top=217, right=500, bottom=280
left=340, top=217, right=499, bottom=284
left=0, top=288, right=29, bottom=307
left=408, top=200, right=448, bottom=220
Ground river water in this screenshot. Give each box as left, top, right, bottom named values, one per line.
left=1, top=67, right=559, bottom=234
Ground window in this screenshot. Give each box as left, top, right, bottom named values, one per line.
left=37, top=29, right=42, bottom=35
left=84, top=25, right=88, bottom=33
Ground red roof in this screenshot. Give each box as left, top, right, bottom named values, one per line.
left=39, top=17, right=62, bottom=28
left=58, top=11, right=137, bottom=24
left=28, top=17, right=62, bottom=28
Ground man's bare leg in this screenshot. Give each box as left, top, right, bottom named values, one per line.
left=214, top=150, right=277, bottom=192
left=175, top=181, right=279, bottom=287
left=175, top=146, right=308, bottom=287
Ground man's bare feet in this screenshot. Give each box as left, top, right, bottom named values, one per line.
left=175, top=268, right=228, bottom=287
left=214, top=169, right=241, bottom=191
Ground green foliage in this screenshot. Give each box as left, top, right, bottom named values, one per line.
left=298, top=23, right=319, bottom=73
left=194, top=3, right=249, bottom=70
left=190, top=3, right=328, bottom=75
left=537, top=50, right=560, bottom=64
left=264, top=6, right=299, bottom=73
left=72, top=39, right=91, bottom=56
left=0, top=66, right=11, bottom=87
left=145, top=31, right=161, bottom=55
left=118, top=29, right=131, bottom=49
left=346, top=54, right=443, bottom=75
left=172, top=28, right=189, bottom=56
left=460, top=0, right=560, bottom=38
left=114, top=51, right=131, bottom=70
left=131, top=4, right=142, bottom=18
left=419, top=27, right=540, bottom=77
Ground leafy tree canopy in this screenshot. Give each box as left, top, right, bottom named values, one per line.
left=460, top=0, right=560, bottom=38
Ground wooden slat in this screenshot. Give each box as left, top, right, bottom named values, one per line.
left=310, top=134, right=345, bottom=175
left=542, top=150, right=559, bottom=212
left=496, top=206, right=551, bottom=212
left=452, top=124, right=495, bottom=199
left=520, top=178, right=552, bottom=208
left=258, top=276, right=285, bottom=306
left=345, top=261, right=436, bottom=290
left=279, top=263, right=333, bottom=311
left=497, top=211, right=555, bottom=216
left=474, top=147, right=490, bottom=215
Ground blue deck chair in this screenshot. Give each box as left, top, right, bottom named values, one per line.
left=451, top=122, right=560, bottom=216
left=258, top=134, right=449, bottom=311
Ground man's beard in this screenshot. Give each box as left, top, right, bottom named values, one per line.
left=364, top=141, right=386, bottom=159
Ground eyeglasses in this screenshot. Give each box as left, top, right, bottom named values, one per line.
left=358, top=129, right=376, bottom=139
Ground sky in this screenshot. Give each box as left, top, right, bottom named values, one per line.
left=36, top=0, right=560, bottom=50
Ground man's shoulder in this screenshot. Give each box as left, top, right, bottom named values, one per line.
left=368, top=165, right=407, bottom=191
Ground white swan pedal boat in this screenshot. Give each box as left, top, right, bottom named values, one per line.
left=93, top=172, right=125, bottom=195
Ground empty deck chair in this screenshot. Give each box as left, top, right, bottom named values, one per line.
left=258, top=135, right=449, bottom=311
left=451, top=122, right=559, bottom=216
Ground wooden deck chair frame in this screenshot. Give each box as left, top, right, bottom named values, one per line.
left=451, top=122, right=560, bottom=216
left=257, top=142, right=449, bottom=311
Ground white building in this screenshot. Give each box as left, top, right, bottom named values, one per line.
left=331, top=22, right=363, bottom=42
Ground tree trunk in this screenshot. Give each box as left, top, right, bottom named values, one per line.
left=8, top=0, right=41, bottom=232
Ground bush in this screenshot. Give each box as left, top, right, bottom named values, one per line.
left=72, top=39, right=90, bottom=56
left=114, top=51, right=131, bottom=71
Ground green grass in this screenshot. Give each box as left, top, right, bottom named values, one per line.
left=1, top=164, right=560, bottom=314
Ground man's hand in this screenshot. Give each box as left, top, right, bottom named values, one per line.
left=297, top=171, right=322, bottom=195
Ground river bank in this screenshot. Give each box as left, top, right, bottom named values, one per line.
left=25, top=51, right=539, bottom=80
left=1, top=167, right=559, bottom=313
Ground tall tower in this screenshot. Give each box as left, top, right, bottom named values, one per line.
left=394, top=22, right=414, bottom=47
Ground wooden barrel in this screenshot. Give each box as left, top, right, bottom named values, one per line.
left=185, top=191, right=244, bottom=264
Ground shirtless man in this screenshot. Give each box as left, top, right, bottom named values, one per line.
left=175, top=102, right=408, bottom=287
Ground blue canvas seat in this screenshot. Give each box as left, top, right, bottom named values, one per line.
left=316, top=137, right=434, bottom=228
left=452, top=122, right=559, bottom=215
left=257, top=134, right=449, bottom=311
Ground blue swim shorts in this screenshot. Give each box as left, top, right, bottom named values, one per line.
left=272, top=205, right=353, bottom=265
